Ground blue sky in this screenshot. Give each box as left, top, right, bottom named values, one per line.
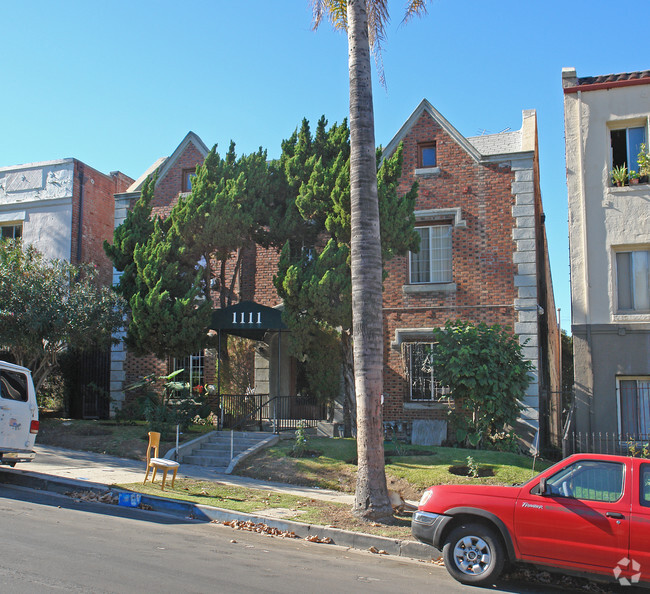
left=2, top=0, right=647, bottom=330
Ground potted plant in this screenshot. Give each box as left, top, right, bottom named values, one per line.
left=629, top=170, right=640, bottom=184
left=637, top=143, right=650, bottom=182
left=610, top=164, right=628, bottom=187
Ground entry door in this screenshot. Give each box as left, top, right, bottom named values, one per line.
left=515, top=459, right=630, bottom=571
left=0, top=368, right=33, bottom=451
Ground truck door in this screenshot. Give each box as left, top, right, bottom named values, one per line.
left=0, top=367, right=34, bottom=452
left=515, top=459, right=630, bottom=572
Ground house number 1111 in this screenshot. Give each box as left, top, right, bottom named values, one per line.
left=232, top=312, right=262, bottom=325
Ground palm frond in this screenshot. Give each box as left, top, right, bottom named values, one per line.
left=401, top=0, right=430, bottom=25
left=311, top=0, right=348, bottom=31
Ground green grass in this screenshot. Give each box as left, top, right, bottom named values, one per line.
left=251, top=437, right=550, bottom=491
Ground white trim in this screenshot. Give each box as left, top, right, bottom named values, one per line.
left=414, top=207, right=466, bottom=228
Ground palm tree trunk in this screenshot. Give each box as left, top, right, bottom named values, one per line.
left=346, top=0, right=392, bottom=522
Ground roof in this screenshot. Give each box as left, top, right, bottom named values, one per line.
left=383, top=99, right=534, bottom=162
left=126, top=131, right=210, bottom=193
left=563, top=67, right=650, bottom=93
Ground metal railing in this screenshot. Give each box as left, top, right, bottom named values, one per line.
left=564, top=431, right=650, bottom=456
left=215, top=393, right=329, bottom=432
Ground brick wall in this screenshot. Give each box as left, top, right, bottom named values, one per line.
left=381, top=110, right=519, bottom=424
left=71, top=161, right=133, bottom=285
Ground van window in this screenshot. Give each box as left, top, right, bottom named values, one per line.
left=0, top=370, right=29, bottom=402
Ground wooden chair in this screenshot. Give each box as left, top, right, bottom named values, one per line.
left=143, top=431, right=179, bottom=490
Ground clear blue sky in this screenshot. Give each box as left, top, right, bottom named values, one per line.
left=2, top=0, right=646, bottom=331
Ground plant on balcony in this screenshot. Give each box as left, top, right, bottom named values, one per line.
left=610, top=164, right=628, bottom=187
left=637, top=143, right=650, bottom=181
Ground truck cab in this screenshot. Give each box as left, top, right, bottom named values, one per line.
left=0, top=361, right=39, bottom=466
left=413, top=453, right=650, bottom=588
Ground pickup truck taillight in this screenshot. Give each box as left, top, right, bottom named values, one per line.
left=30, top=420, right=39, bottom=434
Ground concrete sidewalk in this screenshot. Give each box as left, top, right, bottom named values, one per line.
left=27, top=445, right=355, bottom=504
left=0, top=444, right=434, bottom=562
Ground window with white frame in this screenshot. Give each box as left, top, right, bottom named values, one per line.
left=618, top=377, right=650, bottom=438
left=611, top=126, right=646, bottom=175
left=1, top=223, right=22, bottom=241
left=410, top=224, right=452, bottom=284
left=405, top=342, right=449, bottom=401
left=170, top=351, right=205, bottom=389
left=616, top=249, right=650, bottom=312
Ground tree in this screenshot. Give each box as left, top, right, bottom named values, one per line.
left=311, top=0, right=429, bottom=521
left=274, top=117, right=418, bottom=435
left=106, top=143, right=269, bottom=360
left=0, top=240, right=126, bottom=392
left=430, top=320, right=533, bottom=450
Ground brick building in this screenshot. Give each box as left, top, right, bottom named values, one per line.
left=0, top=158, right=133, bottom=416
left=379, top=99, right=560, bottom=449
left=111, top=103, right=560, bottom=448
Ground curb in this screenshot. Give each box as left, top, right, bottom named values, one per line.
left=0, top=467, right=438, bottom=561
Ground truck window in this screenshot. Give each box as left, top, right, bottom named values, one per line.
left=545, top=460, right=624, bottom=502
left=641, top=463, right=650, bottom=508
left=0, top=370, right=29, bottom=402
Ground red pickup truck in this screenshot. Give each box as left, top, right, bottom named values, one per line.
left=412, top=453, right=650, bottom=587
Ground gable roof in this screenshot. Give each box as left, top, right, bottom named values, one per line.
left=383, top=99, right=533, bottom=162
left=383, top=99, right=482, bottom=163
left=126, top=131, right=210, bottom=193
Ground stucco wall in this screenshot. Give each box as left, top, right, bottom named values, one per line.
left=0, top=159, right=74, bottom=260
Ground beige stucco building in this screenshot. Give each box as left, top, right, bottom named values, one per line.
left=563, top=68, right=650, bottom=442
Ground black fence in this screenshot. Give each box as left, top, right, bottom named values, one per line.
left=564, top=431, right=650, bottom=456
left=217, top=393, right=329, bottom=432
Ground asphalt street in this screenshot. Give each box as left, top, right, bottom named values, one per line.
left=0, top=483, right=600, bottom=594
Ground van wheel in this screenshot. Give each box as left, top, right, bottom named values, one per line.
left=442, top=522, right=505, bottom=586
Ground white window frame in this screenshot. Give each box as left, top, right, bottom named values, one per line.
left=610, top=123, right=647, bottom=176
left=615, top=248, right=650, bottom=312
left=617, top=376, right=650, bottom=438
left=171, top=351, right=205, bottom=389
left=0, top=222, right=23, bottom=240
left=409, top=224, right=452, bottom=285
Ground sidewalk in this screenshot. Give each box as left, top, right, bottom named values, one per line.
left=0, top=445, right=434, bottom=561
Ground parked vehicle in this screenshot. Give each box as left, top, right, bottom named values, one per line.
left=0, top=361, right=39, bottom=466
left=412, top=453, right=650, bottom=587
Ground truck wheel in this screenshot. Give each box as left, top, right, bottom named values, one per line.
left=442, top=522, right=505, bottom=586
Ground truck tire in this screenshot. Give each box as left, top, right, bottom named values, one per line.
left=442, top=522, right=505, bottom=586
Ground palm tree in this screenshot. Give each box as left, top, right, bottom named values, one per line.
left=311, top=0, right=429, bottom=521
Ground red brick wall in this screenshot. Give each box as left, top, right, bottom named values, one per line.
left=381, top=111, right=518, bottom=423
left=71, top=161, right=133, bottom=286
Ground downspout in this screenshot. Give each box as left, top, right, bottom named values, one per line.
left=76, top=167, right=85, bottom=263
left=576, top=90, right=594, bottom=434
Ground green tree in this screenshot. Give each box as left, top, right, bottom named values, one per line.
left=430, top=320, right=533, bottom=450
left=0, top=240, right=125, bottom=392
left=274, top=117, right=418, bottom=434
left=106, top=143, right=269, bottom=360
left=311, top=0, right=429, bottom=521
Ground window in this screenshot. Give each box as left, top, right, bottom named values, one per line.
left=544, top=460, right=624, bottom=502
left=616, top=249, right=650, bottom=311
left=611, top=126, right=646, bottom=175
left=1, top=223, right=22, bottom=240
left=410, top=224, right=452, bottom=284
left=0, top=370, right=29, bottom=402
left=170, top=351, right=205, bottom=389
left=418, top=143, right=437, bottom=168
left=405, top=342, right=449, bottom=401
left=619, top=377, right=650, bottom=438
left=182, top=169, right=196, bottom=192
left=640, top=463, right=650, bottom=508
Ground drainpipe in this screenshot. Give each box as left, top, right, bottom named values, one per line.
left=576, top=90, right=594, bottom=434
left=76, top=167, right=85, bottom=263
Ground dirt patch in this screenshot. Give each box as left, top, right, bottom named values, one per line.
left=448, top=465, right=495, bottom=478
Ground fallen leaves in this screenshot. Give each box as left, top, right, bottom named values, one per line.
left=216, top=520, right=333, bottom=544
left=67, top=490, right=118, bottom=505
left=368, top=546, right=388, bottom=555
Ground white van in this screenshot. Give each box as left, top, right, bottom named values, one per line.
left=0, top=361, right=39, bottom=466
